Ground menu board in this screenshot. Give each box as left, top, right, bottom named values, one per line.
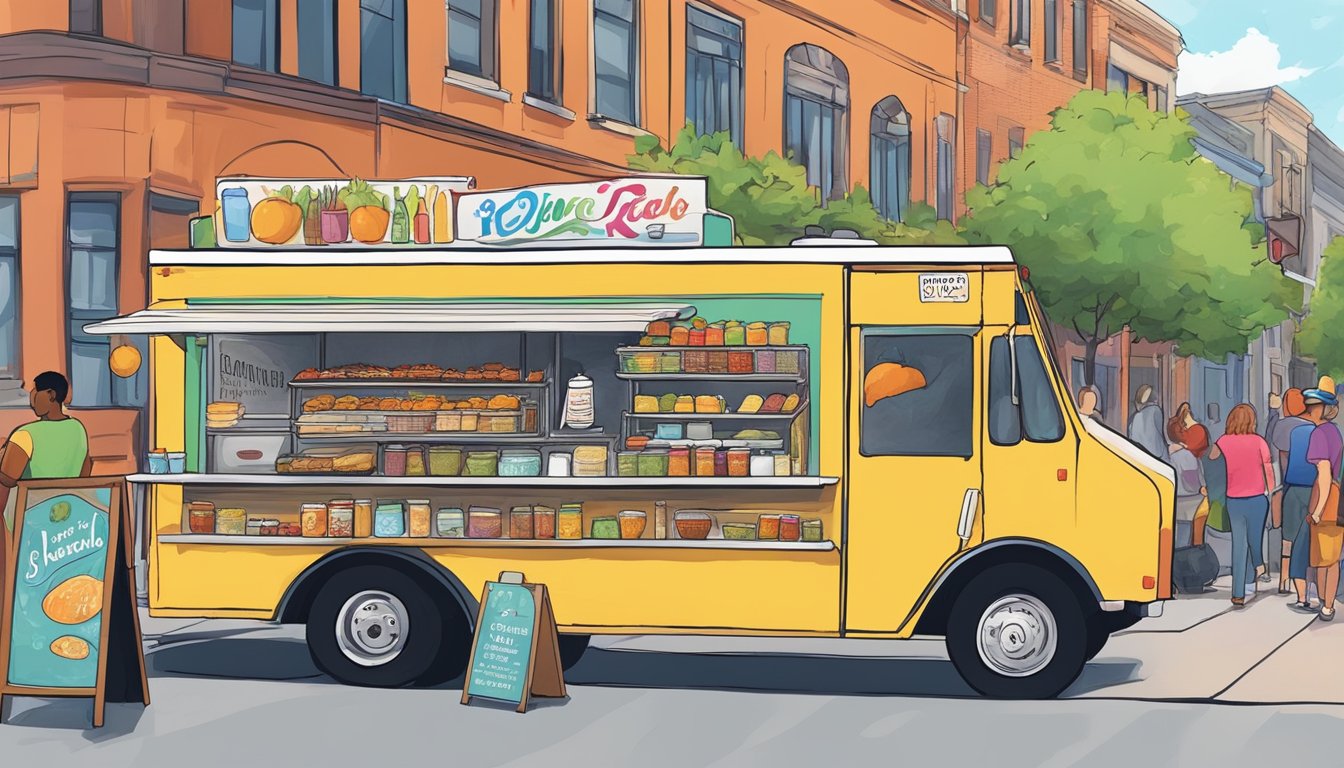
left=0, top=479, right=149, bottom=727
left=212, top=334, right=318, bottom=415
left=462, top=575, right=565, bottom=713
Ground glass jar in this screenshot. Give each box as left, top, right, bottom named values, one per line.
left=774, top=454, right=791, bottom=476
left=405, top=446, right=426, bottom=477
left=383, top=445, right=408, bottom=476
left=618, top=510, right=647, bottom=539
left=509, top=506, right=535, bottom=539
left=261, top=519, right=280, bottom=536
left=407, top=499, right=432, bottom=538
left=468, top=507, right=502, bottom=539
left=801, top=518, right=823, bottom=543
left=558, top=503, right=584, bottom=540
left=328, top=501, right=354, bottom=537
left=637, top=450, right=669, bottom=477
left=301, top=503, right=329, bottom=537
left=188, top=502, right=215, bottom=534
left=354, top=499, right=374, bottom=538
left=714, top=449, right=729, bottom=476
left=617, top=451, right=640, bottom=477
left=590, top=516, right=620, bottom=540
left=727, top=448, right=751, bottom=477
left=220, top=187, right=252, bottom=242
left=534, top=506, right=556, bottom=539
left=436, top=508, right=465, bottom=538
left=668, top=447, right=691, bottom=477
left=499, top=449, right=542, bottom=477
left=779, top=514, right=801, bottom=542
left=694, top=447, right=716, bottom=477
left=464, top=450, right=499, bottom=477
left=428, top=446, right=462, bottom=477
left=758, top=514, right=781, bottom=540
left=374, top=502, right=406, bottom=537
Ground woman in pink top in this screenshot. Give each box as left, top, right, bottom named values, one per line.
left=1211, top=404, right=1275, bottom=606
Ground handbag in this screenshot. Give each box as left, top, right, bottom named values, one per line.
left=1306, top=441, right=1344, bottom=526
left=1201, top=453, right=1231, bottom=533
left=1172, top=543, right=1219, bottom=593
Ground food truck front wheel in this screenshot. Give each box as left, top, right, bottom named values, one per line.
left=945, top=563, right=1088, bottom=699
left=306, top=564, right=471, bottom=687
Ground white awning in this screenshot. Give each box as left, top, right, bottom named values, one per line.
left=83, top=303, right=695, bottom=335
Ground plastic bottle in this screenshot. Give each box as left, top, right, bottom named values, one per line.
left=390, top=186, right=410, bottom=244
left=413, top=198, right=430, bottom=244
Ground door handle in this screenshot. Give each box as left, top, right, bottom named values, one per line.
left=957, top=488, right=980, bottom=543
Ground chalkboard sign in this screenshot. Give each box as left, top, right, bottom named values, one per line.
left=0, top=478, right=149, bottom=728
left=211, top=334, right=317, bottom=416
left=461, top=573, right=565, bottom=713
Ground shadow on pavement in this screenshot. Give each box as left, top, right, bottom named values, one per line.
left=2, top=698, right=145, bottom=740
left=147, top=638, right=331, bottom=683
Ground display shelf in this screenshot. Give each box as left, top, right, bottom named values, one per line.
left=129, top=473, right=840, bottom=488
left=293, top=432, right=546, bottom=443
left=157, top=534, right=836, bottom=551
left=615, top=373, right=804, bottom=382
left=624, top=400, right=808, bottom=421
left=289, top=380, right=550, bottom=389
left=615, top=345, right=809, bottom=353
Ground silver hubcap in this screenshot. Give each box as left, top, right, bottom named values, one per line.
left=336, top=590, right=410, bottom=667
left=976, top=594, right=1057, bottom=677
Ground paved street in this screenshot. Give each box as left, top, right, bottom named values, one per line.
left=1, top=578, right=1342, bottom=768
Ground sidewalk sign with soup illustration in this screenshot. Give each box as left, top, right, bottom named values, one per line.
left=461, top=571, right=565, bottom=714
left=0, top=478, right=149, bottom=728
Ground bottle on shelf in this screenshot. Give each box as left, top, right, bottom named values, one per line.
left=655, top=500, right=667, bottom=540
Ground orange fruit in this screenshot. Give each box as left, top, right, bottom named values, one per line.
left=250, top=197, right=303, bottom=244
left=349, top=206, right=391, bottom=243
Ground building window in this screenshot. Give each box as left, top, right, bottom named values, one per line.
left=1155, top=85, right=1169, bottom=113
left=1072, top=0, right=1088, bottom=75
left=0, top=197, right=18, bottom=379
left=594, top=0, right=639, bottom=124
left=297, top=0, right=338, bottom=85
left=861, top=334, right=974, bottom=458
left=232, top=0, right=279, bottom=72
left=1008, top=126, right=1025, bottom=159
left=447, top=0, right=497, bottom=81
left=785, top=44, right=850, bottom=202
left=1044, top=0, right=1060, bottom=61
left=67, top=193, right=132, bottom=408
left=361, top=0, right=407, bottom=102
left=69, top=0, right=102, bottom=34
left=686, top=5, right=744, bottom=145
left=979, top=0, right=996, bottom=26
left=1107, top=62, right=1129, bottom=94
left=528, top=0, right=561, bottom=101
left=870, top=97, right=912, bottom=221
left=935, top=114, right=955, bottom=221
left=1010, top=0, right=1030, bottom=47
left=976, top=129, right=993, bottom=186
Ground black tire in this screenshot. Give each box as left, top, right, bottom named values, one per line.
left=558, top=634, right=591, bottom=671
left=946, top=563, right=1088, bottom=699
left=306, top=564, right=469, bottom=688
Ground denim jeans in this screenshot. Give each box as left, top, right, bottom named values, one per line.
left=1289, top=513, right=1312, bottom=581
left=1228, top=496, right=1269, bottom=599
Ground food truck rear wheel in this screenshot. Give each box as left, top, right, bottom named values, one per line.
left=306, top=564, right=468, bottom=687
left=945, top=564, right=1087, bottom=699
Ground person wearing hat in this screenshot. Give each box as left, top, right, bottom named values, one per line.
left=1305, top=376, right=1344, bottom=621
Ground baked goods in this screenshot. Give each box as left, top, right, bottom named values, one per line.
left=488, top=394, right=520, bottom=410
left=206, top=402, right=243, bottom=429
left=759, top=394, right=787, bottom=414
left=738, top=394, right=764, bottom=414
left=50, top=635, right=91, bottom=660
left=695, top=395, right=723, bottom=414
left=527, top=370, right=545, bottom=382
left=295, top=362, right=541, bottom=382
left=42, top=575, right=104, bottom=625
left=782, top=393, right=801, bottom=413
left=864, top=363, right=927, bottom=407
left=333, top=395, right=360, bottom=411
left=675, top=395, right=695, bottom=413
left=646, top=320, right=671, bottom=337
left=333, top=452, right=376, bottom=473
left=634, top=395, right=659, bottom=413
left=303, top=394, right=336, bottom=413
left=378, top=397, right=400, bottom=411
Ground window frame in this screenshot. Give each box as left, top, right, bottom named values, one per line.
left=1071, top=0, right=1089, bottom=76
left=978, top=0, right=996, bottom=27
left=592, top=0, right=641, bottom=126
left=446, top=0, right=498, bottom=82
left=935, top=113, right=956, bottom=221
left=69, top=0, right=102, bottom=35
left=66, top=191, right=125, bottom=409
left=685, top=2, right=745, bottom=146
left=870, top=96, right=912, bottom=222
left=989, top=334, right=1067, bottom=447
left=784, top=44, right=850, bottom=203
left=859, top=329, right=976, bottom=459
left=1008, top=126, right=1025, bottom=159
left=1044, top=0, right=1060, bottom=62
left=0, top=196, right=20, bottom=380
left=232, top=0, right=280, bottom=73
left=527, top=0, right=562, bottom=102
left=1010, top=0, right=1031, bottom=47
left=296, top=0, right=339, bottom=86
left=360, top=0, right=409, bottom=103
left=976, top=128, right=993, bottom=186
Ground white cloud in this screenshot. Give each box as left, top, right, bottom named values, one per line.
left=1177, top=28, right=1317, bottom=95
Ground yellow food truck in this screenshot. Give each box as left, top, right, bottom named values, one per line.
left=90, top=179, right=1173, bottom=699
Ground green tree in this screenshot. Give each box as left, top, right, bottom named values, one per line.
left=628, top=125, right=963, bottom=246
left=961, top=90, right=1301, bottom=385
left=1295, top=236, right=1344, bottom=378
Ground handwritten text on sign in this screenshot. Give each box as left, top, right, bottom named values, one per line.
left=457, top=178, right=708, bottom=246
left=465, top=583, right=537, bottom=704
left=919, top=273, right=970, bottom=303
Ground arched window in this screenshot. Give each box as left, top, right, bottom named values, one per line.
left=784, top=44, right=849, bottom=201
left=870, top=96, right=911, bottom=222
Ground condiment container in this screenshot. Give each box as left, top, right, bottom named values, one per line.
left=617, top=451, right=640, bottom=477
left=383, top=445, right=408, bottom=476
left=328, top=500, right=355, bottom=537
left=637, top=450, right=669, bottom=477
left=625, top=436, right=650, bottom=451
left=774, top=454, right=791, bottom=476
left=655, top=501, right=667, bottom=539
left=768, top=322, right=791, bottom=346
left=188, top=501, right=216, bottom=534
left=437, top=508, right=465, bottom=538
left=428, top=446, right=462, bottom=476
left=301, top=503, right=329, bottom=537
left=374, top=502, right=406, bottom=537
left=407, top=499, right=432, bottom=538
left=590, top=516, right=620, bottom=540
left=261, top=519, right=280, bottom=536
left=499, top=449, right=542, bottom=477
left=727, top=448, right=751, bottom=477
left=464, top=450, right=499, bottom=477
left=509, top=506, right=535, bottom=539
left=750, top=453, right=775, bottom=477
left=146, top=451, right=169, bottom=474
left=534, top=506, right=556, bottom=539
left=694, top=447, right=717, bottom=476
left=668, top=447, right=691, bottom=477
left=167, top=452, right=187, bottom=474
left=779, top=514, right=801, bottom=542
left=801, top=518, right=823, bottom=543
left=558, top=503, right=584, bottom=540
left=561, top=373, right=595, bottom=429
left=655, top=423, right=684, bottom=440
left=714, top=449, right=729, bottom=476
left=674, top=510, right=713, bottom=539
left=758, top=514, right=781, bottom=540
left=686, top=422, right=713, bottom=441
left=523, top=402, right=539, bottom=433
left=405, top=446, right=427, bottom=477
left=354, top=499, right=374, bottom=538
left=619, top=510, right=647, bottom=539
left=467, top=506, right=502, bottom=539
left=722, top=523, right=757, bottom=540
left=572, top=445, right=608, bottom=477
left=548, top=452, right=572, bottom=477
left=246, top=518, right=262, bottom=536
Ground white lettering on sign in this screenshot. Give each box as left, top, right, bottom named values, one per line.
left=919, top=273, right=970, bottom=303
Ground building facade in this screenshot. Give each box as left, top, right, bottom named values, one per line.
left=0, top=0, right=964, bottom=470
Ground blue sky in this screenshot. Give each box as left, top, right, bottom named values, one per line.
left=1143, top=0, right=1344, bottom=144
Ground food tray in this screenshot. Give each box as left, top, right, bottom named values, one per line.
left=385, top=414, right=436, bottom=433
left=477, top=410, right=522, bottom=433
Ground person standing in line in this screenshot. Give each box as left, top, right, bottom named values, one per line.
left=1209, top=404, right=1275, bottom=607
left=1305, top=380, right=1344, bottom=621
left=1265, top=392, right=1283, bottom=444
left=1128, top=384, right=1169, bottom=462
left=1171, top=402, right=1210, bottom=459
left=1168, top=414, right=1207, bottom=549
left=1272, top=389, right=1311, bottom=596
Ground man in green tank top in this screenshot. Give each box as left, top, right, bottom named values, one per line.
left=1, top=371, right=92, bottom=487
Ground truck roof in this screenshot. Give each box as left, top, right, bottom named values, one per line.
left=148, top=246, right=1016, bottom=267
